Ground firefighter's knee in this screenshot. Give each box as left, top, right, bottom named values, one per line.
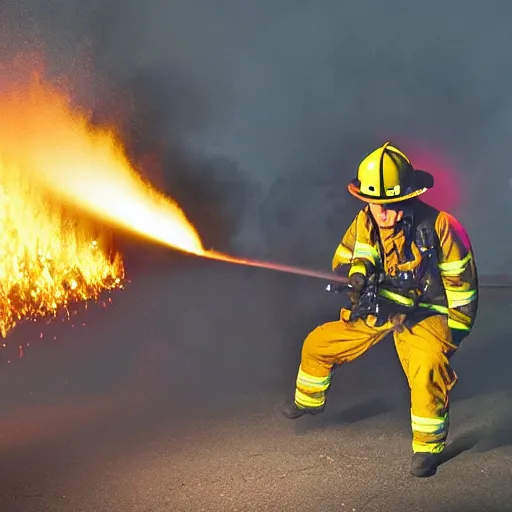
left=300, top=328, right=327, bottom=372
left=301, top=319, right=351, bottom=358
left=299, top=321, right=347, bottom=375
left=410, top=354, right=452, bottom=386
left=302, top=326, right=325, bottom=356
left=408, top=353, right=457, bottom=415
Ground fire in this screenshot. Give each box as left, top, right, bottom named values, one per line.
left=0, top=73, right=203, bottom=338
left=0, top=75, right=204, bottom=256
left=0, top=152, right=124, bottom=338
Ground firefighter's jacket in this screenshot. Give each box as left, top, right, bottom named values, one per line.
left=332, top=200, right=478, bottom=333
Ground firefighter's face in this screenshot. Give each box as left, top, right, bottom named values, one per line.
left=369, top=203, right=404, bottom=228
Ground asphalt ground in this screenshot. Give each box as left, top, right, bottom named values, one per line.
left=0, top=255, right=510, bottom=512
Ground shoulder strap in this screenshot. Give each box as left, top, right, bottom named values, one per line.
left=415, top=215, right=440, bottom=259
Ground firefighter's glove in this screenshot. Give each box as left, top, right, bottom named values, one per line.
left=347, top=272, right=366, bottom=304
left=349, top=272, right=366, bottom=292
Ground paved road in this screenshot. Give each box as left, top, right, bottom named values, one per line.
left=0, top=257, right=510, bottom=512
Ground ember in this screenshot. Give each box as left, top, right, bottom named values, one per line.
left=0, top=100, right=124, bottom=336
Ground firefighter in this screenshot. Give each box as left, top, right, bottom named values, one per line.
left=282, top=142, right=478, bottom=478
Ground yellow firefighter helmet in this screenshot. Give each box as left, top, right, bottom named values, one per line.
left=347, top=142, right=434, bottom=204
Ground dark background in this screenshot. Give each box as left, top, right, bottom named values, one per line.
left=0, top=2, right=511, bottom=511
left=3, top=0, right=511, bottom=271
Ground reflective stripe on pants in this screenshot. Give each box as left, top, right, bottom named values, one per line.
left=294, top=309, right=458, bottom=453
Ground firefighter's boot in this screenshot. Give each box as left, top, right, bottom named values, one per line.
left=410, top=452, right=441, bottom=478
left=281, top=402, right=324, bottom=419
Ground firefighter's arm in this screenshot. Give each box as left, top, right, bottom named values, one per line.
left=434, top=211, right=478, bottom=333
left=331, top=210, right=377, bottom=280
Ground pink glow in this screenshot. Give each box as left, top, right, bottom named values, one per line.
left=379, top=138, right=463, bottom=213
left=444, top=212, right=472, bottom=250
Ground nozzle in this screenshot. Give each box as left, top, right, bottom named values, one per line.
left=325, top=283, right=346, bottom=293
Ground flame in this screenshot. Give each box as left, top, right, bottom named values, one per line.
left=0, top=73, right=203, bottom=338
left=0, top=156, right=124, bottom=337
left=0, top=75, right=204, bottom=256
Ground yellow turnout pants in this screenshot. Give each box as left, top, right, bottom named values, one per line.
left=294, top=309, right=459, bottom=454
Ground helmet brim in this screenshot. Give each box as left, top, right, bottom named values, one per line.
left=347, top=169, right=434, bottom=205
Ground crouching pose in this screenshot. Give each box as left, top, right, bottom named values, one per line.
left=282, top=142, right=478, bottom=478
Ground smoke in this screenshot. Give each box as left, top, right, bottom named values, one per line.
left=2, top=1, right=511, bottom=271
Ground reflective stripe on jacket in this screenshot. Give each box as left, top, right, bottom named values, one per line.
left=332, top=200, right=478, bottom=332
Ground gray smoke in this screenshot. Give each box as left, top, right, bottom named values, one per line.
left=2, top=0, right=511, bottom=271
